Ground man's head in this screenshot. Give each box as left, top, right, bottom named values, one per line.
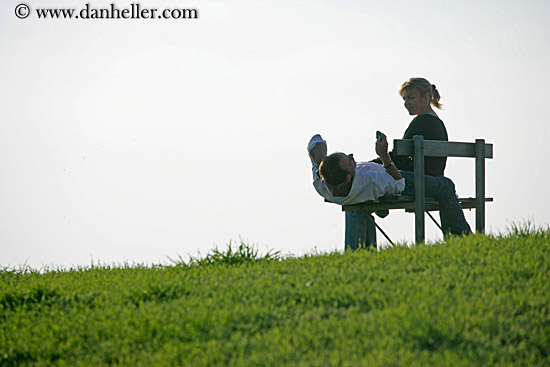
left=319, top=152, right=356, bottom=188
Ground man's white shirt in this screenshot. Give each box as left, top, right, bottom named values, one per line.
left=308, top=134, right=405, bottom=205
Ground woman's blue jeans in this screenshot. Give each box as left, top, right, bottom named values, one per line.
left=345, top=171, right=471, bottom=250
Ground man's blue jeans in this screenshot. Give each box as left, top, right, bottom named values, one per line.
left=345, top=211, right=377, bottom=250
left=345, top=171, right=471, bottom=250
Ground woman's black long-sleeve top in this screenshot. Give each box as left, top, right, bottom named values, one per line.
left=391, top=114, right=448, bottom=176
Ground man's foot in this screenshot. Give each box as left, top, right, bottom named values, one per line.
left=374, top=209, right=389, bottom=218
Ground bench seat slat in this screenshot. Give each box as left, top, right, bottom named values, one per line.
left=341, top=197, right=493, bottom=213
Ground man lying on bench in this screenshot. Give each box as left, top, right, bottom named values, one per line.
left=308, top=133, right=471, bottom=244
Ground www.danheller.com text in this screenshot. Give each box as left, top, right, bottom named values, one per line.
left=30, top=3, right=199, bottom=20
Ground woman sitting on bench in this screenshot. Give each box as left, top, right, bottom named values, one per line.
left=350, top=78, right=454, bottom=248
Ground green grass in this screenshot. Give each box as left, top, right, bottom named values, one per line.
left=1, top=226, right=549, bottom=367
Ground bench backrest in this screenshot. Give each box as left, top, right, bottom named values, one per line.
left=393, top=139, right=493, bottom=158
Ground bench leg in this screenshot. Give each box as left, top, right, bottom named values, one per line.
left=475, top=139, right=486, bottom=233
left=345, top=211, right=376, bottom=250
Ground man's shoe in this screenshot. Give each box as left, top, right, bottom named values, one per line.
left=374, top=209, right=389, bottom=218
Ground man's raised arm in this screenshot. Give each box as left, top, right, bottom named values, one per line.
left=308, top=134, right=327, bottom=167
left=375, top=133, right=403, bottom=181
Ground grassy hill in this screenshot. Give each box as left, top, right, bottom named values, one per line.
left=1, top=225, right=549, bottom=366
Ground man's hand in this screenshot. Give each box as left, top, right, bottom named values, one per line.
left=375, top=132, right=391, bottom=165
left=310, top=141, right=327, bottom=167
left=375, top=132, right=402, bottom=180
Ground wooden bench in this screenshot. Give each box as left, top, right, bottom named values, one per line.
left=341, top=136, right=493, bottom=244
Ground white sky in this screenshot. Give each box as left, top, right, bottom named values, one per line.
left=2, top=0, right=549, bottom=268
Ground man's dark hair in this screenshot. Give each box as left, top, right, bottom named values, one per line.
left=319, top=153, right=348, bottom=185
